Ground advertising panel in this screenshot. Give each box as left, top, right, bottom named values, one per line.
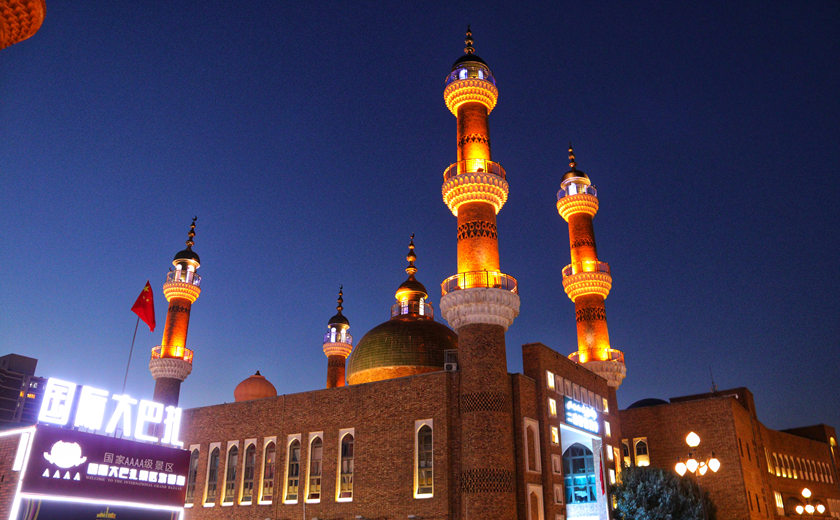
left=21, top=425, right=189, bottom=507
left=14, top=498, right=180, bottom=520
left=564, top=396, right=600, bottom=434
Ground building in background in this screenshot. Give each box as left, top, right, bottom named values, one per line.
left=0, top=354, right=45, bottom=428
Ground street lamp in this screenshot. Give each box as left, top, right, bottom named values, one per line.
left=675, top=432, right=720, bottom=477
left=795, top=488, right=826, bottom=515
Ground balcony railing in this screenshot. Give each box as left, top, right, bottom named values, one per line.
left=568, top=348, right=624, bottom=364
left=391, top=300, right=434, bottom=319
left=151, top=346, right=194, bottom=364
left=443, top=159, right=506, bottom=181
left=441, top=271, right=518, bottom=296
left=557, top=184, right=597, bottom=199
left=323, top=331, right=354, bottom=345
left=562, top=261, right=610, bottom=277
left=166, top=269, right=201, bottom=287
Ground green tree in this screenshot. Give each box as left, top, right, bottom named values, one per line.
left=611, top=466, right=716, bottom=520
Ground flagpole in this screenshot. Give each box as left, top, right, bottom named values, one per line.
left=122, top=315, right=140, bottom=394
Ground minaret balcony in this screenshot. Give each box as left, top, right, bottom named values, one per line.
left=443, top=77, right=499, bottom=115
left=556, top=192, right=599, bottom=221
left=151, top=345, right=194, bottom=364
left=166, top=269, right=201, bottom=286
left=561, top=263, right=612, bottom=302
left=442, top=161, right=509, bottom=216
left=391, top=300, right=434, bottom=319
left=163, top=269, right=201, bottom=302
left=323, top=331, right=353, bottom=345
left=443, top=158, right=506, bottom=181
left=441, top=270, right=518, bottom=296
left=562, top=261, right=610, bottom=277
left=568, top=348, right=625, bottom=365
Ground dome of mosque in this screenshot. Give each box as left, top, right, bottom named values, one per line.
left=234, top=371, right=277, bottom=402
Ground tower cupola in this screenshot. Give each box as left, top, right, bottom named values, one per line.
left=393, top=234, right=431, bottom=315
left=323, top=286, right=353, bottom=388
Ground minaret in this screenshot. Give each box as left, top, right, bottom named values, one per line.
left=322, top=286, right=353, bottom=388
left=149, top=218, right=202, bottom=407
left=556, top=146, right=626, bottom=389
left=438, top=28, right=519, bottom=519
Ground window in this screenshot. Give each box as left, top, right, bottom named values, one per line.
left=634, top=438, right=650, bottom=467
left=774, top=491, right=785, bottom=516
left=621, top=440, right=631, bottom=468
left=563, top=443, right=596, bottom=504
left=260, top=441, right=276, bottom=503
left=416, top=423, right=433, bottom=497
left=548, top=398, right=557, bottom=417
left=307, top=436, right=323, bottom=501
left=338, top=432, right=354, bottom=500
left=551, top=426, right=559, bottom=445
left=527, top=484, right=544, bottom=520
left=605, top=421, right=611, bottom=438
left=551, top=454, right=563, bottom=474
left=185, top=448, right=199, bottom=504
left=524, top=418, right=541, bottom=473
left=223, top=445, right=238, bottom=503
left=546, top=371, right=555, bottom=390
left=553, top=484, right=564, bottom=504
left=205, top=447, right=220, bottom=504
left=241, top=444, right=256, bottom=503
left=284, top=439, right=301, bottom=502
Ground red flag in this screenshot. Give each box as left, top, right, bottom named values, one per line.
left=131, top=281, right=156, bottom=332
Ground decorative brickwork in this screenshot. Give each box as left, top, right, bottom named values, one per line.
left=443, top=78, right=499, bottom=115
left=556, top=193, right=599, bottom=221
left=461, top=392, right=509, bottom=413
left=571, top=237, right=596, bottom=248
left=576, top=306, right=606, bottom=322
left=459, top=468, right=515, bottom=493
left=458, top=133, right=490, bottom=147
left=0, top=0, right=45, bottom=50
left=458, top=220, right=497, bottom=240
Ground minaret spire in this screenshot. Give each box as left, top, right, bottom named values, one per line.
left=405, top=234, right=417, bottom=276
left=149, top=218, right=203, bottom=408
left=556, top=145, right=626, bottom=389
left=439, top=31, right=519, bottom=519
left=323, top=285, right=353, bottom=388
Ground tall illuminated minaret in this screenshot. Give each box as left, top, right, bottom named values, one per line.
left=556, top=146, right=626, bottom=390
left=438, top=28, right=519, bottom=519
left=322, top=286, right=353, bottom=388
left=149, top=218, right=202, bottom=407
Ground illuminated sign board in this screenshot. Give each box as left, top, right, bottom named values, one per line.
left=21, top=425, right=189, bottom=507
left=38, top=377, right=183, bottom=447
left=564, top=397, right=599, bottom=434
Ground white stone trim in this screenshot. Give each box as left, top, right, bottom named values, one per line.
left=149, top=357, right=192, bottom=381
left=581, top=359, right=626, bottom=389
left=439, top=287, right=519, bottom=330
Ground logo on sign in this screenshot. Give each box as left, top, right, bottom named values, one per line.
left=44, top=441, right=87, bottom=468
left=564, top=397, right=599, bottom=434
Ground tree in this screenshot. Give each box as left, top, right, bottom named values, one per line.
left=611, top=466, right=716, bottom=520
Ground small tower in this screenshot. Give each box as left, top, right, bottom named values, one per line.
left=322, top=286, right=353, bottom=388
left=149, top=218, right=202, bottom=407
left=556, top=146, right=626, bottom=389
left=438, top=28, right=519, bottom=519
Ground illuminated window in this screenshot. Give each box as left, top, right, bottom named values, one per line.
left=241, top=444, right=256, bottom=503
left=416, top=423, right=433, bottom=497
left=284, top=439, right=301, bottom=502
left=607, top=445, right=614, bottom=461
left=205, top=447, right=220, bottom=504
left=773, top=453, right=780, bottom=476
left=774, top=491, right=785, bottom=516
left=459, top=68, right=467, bottom=80
left=307, top=436, right=323, bottom=501
left=546, top=371, right=555, bottom=390
left=185, top=448, right=199, bottom=504
left=564, top=443, right=596, bottom=504
left=223, top=445, right=238, bottom=503
left=524, top=418, right=541, bottom=473
left=602, top=397, right=609, bottom=413
left=605, top=421, right=611, bottom=438
left=548, top=398, right=557, bottom=417
left=338, top=432, right=354, bottom=500
left=551, top=426, right=559, bottom=445
left=260, top=441, right=276, bottom=502
left=633, top=438, right=649, bottom=467
left=621, top=439, right=631, bottom=468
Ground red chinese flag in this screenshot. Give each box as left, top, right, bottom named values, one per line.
left=131, top=281, right=156, bottom=332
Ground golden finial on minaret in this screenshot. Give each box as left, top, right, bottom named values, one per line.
left=464, top=25, right=475, bottom=55
left=406, top=234, right=417, bottom=277
left=185, top=216, right=196, bottom=249
left=336, top=285, right=344, bottom=314
left=568, top=142, right=577, bottom=171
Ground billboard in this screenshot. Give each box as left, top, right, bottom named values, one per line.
left=20, top=425, right=189, bottom=508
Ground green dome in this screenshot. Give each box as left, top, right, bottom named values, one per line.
left=346, top=317, right=457, bottom=385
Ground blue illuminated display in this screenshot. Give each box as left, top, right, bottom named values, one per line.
left=564, top=397, right=599, bottom=434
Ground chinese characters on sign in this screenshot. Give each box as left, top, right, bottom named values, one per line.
left=564, top=396, right=600, bottom=434
left=37, top=377, right=183, bottom=447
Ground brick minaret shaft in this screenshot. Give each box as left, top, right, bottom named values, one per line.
left=149, top=218, right=202, bottom=407
left=439, top=29, right=520, bottom=519
left=322, top=286, right=353, bottom=388
left=556, top=148, right=626, bottom=390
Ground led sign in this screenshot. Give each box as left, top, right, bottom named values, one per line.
left=38, top=377, right=183, bottom=447
left=564, top=397, right=599, bottom=434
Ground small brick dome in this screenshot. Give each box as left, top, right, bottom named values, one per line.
left=234, top=371, right=277, bottom=402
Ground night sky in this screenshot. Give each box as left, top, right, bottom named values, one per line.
left=3, top=2, right=838, bottom=431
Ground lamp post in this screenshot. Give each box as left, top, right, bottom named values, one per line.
left=674, top=432, right=720, bottom=520
left=794, top=488, right=827, bottom=516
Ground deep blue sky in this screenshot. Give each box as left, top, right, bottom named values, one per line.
left=2, top=1, right=838, bottom=431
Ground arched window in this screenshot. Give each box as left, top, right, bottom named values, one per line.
left=205, top=447, right=220, bottom=504
left=285, top=439, right=301, bottom=502
left=773, top=453, right=780, bottom=476
left=224, top=445, right=238, bottom=503
left=241, top=444, right=256, bottom=502
left=260, top=442, right=276, bottom=502
left=529, top=491, right=540, bottom=520
left=308, top=437, right=323, bottom=501
left=563, top=443, right=596, bottom=504
left=339, top=434, right=354, bottom=499
left=185, top=448, right=199, bottom=504
left=416, top=425, right=433, bottom=496
left=635, top=440, right=648, bottom=456
left=634, top=438, right=650, bottom=466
